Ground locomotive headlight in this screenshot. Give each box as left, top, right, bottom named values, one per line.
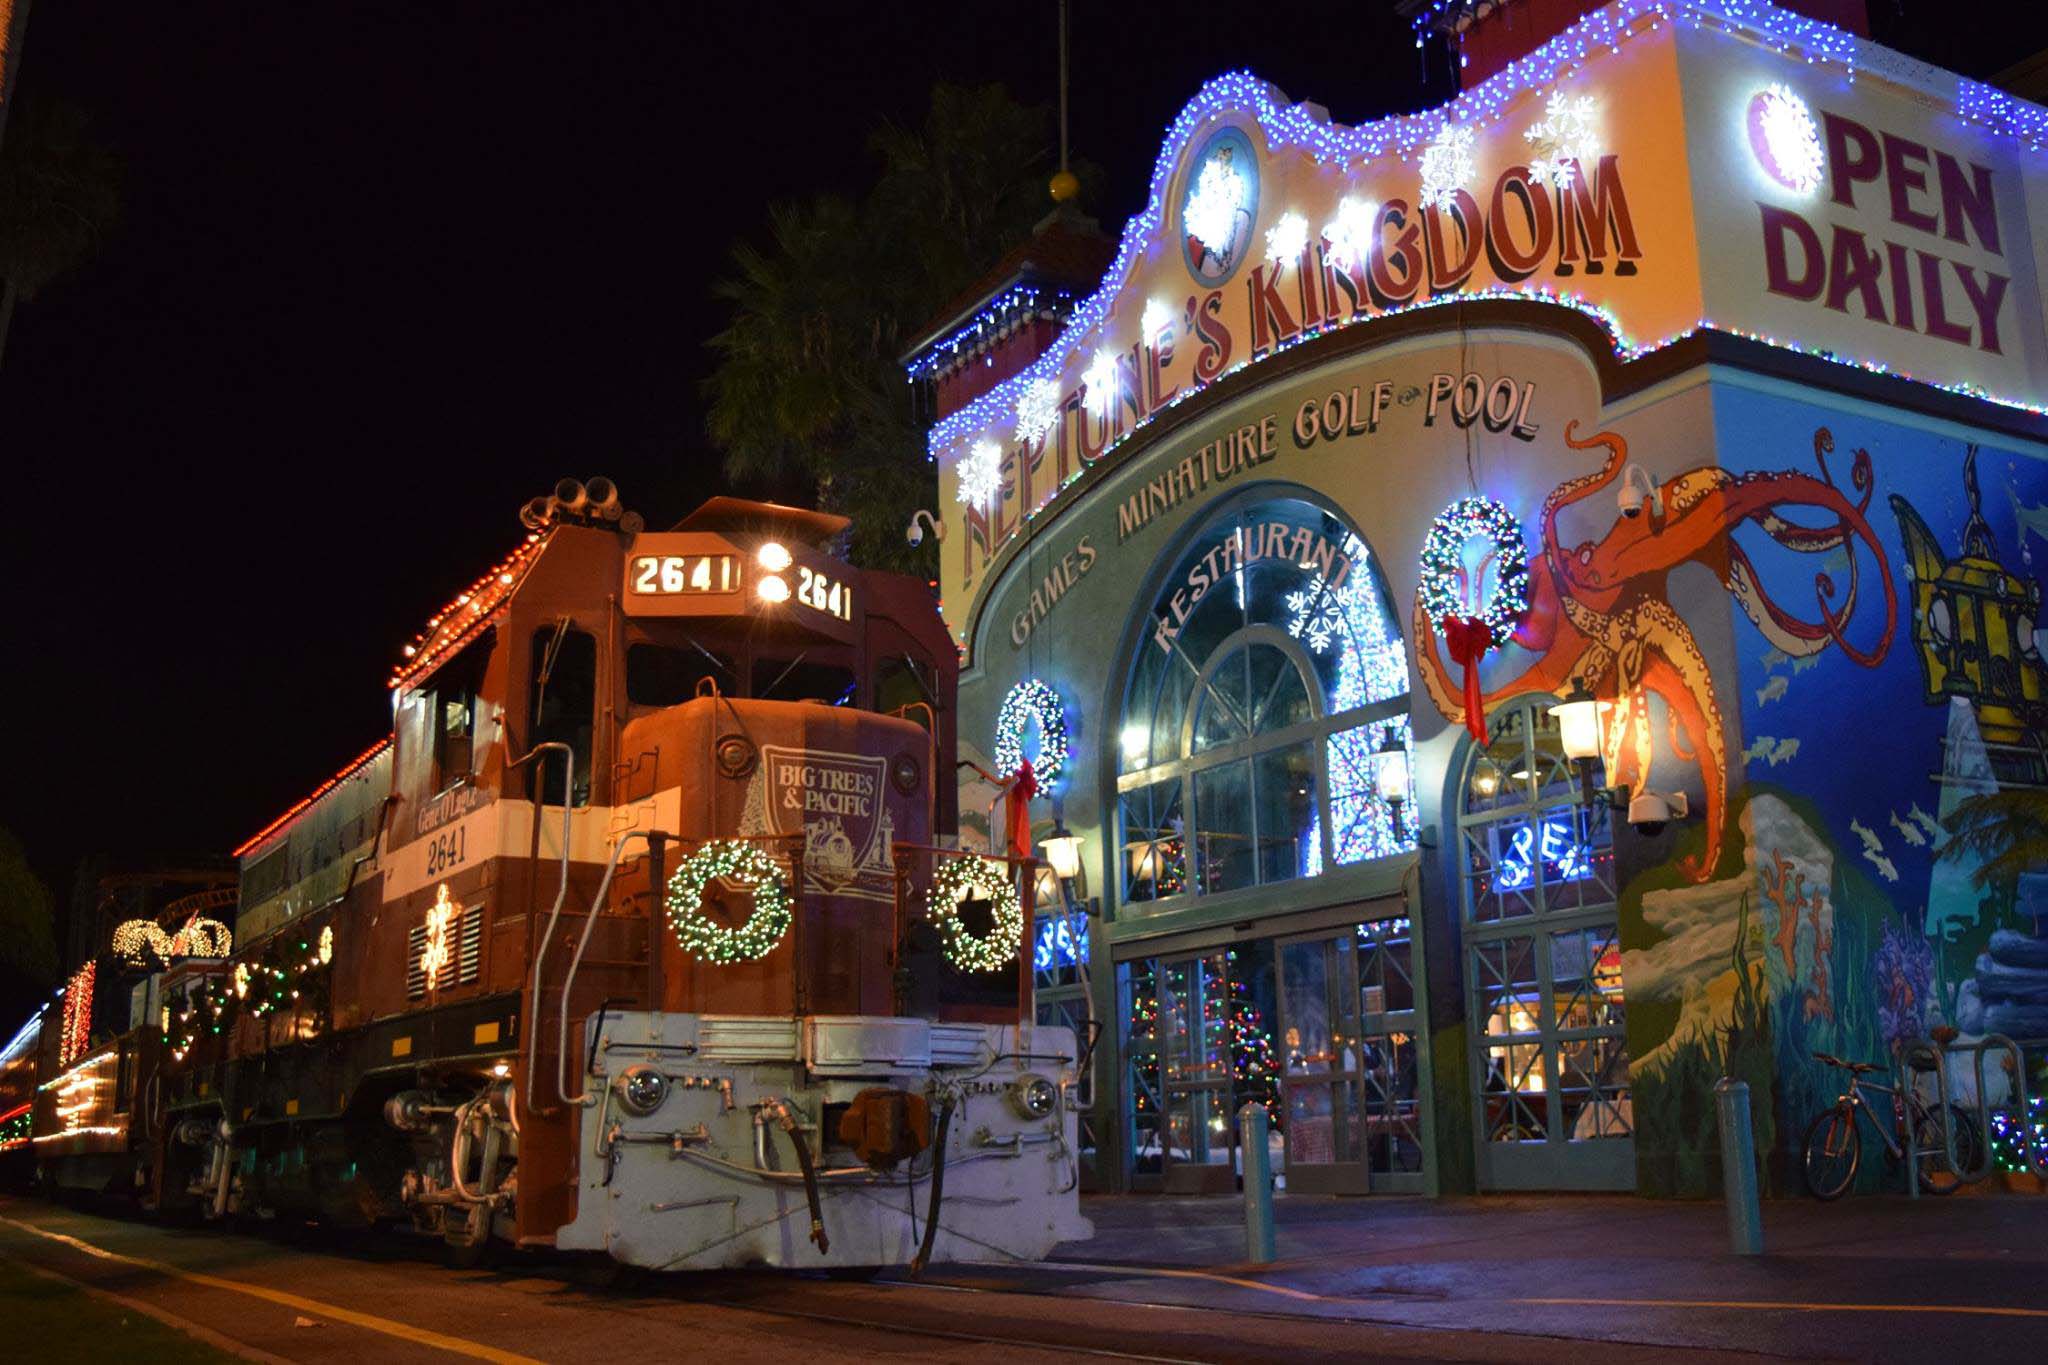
left=756, top=573, right=790, bottom=604
left=616, top=1065, right=669, bottom=1116
left=1009, top=1074, right=1057, bottom=1120
left=757, top=540, right=792, bottom=572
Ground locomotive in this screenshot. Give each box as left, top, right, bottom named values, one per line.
left=1, top=485, right=1091, bottom=1272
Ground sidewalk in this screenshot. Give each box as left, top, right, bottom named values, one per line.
left=1016, top=1190, right=2048, bottom=1360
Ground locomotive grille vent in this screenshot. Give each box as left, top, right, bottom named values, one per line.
left=406, top=904, right=485, bottom=999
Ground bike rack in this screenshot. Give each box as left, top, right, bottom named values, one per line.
left=1898, top=1032, right=2047, bottom=1192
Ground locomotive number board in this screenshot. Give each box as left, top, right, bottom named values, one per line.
left=629, top=553, right=738, bottom=597
left=794, top=565, right=852, bottom=621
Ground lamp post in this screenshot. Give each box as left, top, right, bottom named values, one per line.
left=1042, top=820, right=1083, bottom=884
left=1372, top=729, right=1412, bottom=841
left=1549, top=678, right=1613, bottom=810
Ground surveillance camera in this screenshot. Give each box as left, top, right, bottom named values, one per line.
left=1626, top=788, right=1689, bottom=836
left=1618, top=464, right=1664, bottom=521
left=906, top=521, right=925, bottom=547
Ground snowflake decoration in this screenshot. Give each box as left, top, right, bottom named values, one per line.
left=1748, top=83, right=1824, bottom=196
left=955, top=440, right=1002, bottom=507
left=1322, top=196, right=1377, bottom=268
left=1523, top=91, right=1600, bottom=189
left=1418, top=124, right=1476, bottom=210
left=1014, top=377, right=1060, bottom=444
left=1184, top=153, right=1248, bottom=256
left=1285, top=575, right=1352, bottom=654
left=1140, top=298, right=1174, bottom=345
left=1264, top=210, right=1308, bottom=265
left=1082, top=349, right=1121, bottom=418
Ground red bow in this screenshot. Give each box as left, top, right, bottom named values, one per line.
left=1004, top=759, right=1038, bottom=859
left=1443, top=616, right=1494, bottom=745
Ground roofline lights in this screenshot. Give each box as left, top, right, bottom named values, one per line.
left=926, top=1, right=1874, bottom=464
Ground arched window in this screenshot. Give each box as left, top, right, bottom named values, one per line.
left=1117, top=493, right=1414, bottom=904
left=1457, top=698, right=1632, bottom=1167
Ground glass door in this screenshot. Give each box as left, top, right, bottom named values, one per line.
left=1356, top=915, right=1426, bottom=1190
left=1122, top=942, right=1280, bottom=1193
left=1278, top=916, right=1427, bottom=1193
left=1159, top=951, right=1238, bottom=1192
left=1279, top=932, right=1365, bottom=1193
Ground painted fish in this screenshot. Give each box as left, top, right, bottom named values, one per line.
left=1755, top=675, right=1790, bottom=706
left=1889, top=810, right=1927, bottom=847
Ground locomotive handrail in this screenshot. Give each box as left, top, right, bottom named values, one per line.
left=558, top=831, right=802, bottom=1108
left=514, top=741, right=575, bottom=1120
left=559, top=829, right=656, bottom=1108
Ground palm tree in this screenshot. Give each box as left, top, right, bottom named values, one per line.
left=0, top=97, right=122, bottom=370
left=1939, top=789, right=2048, bottom=898
left=703, top=84, right=1069, bottom=573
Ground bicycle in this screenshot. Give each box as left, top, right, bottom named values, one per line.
left=1801, top=1050, right=1984, bottom=1200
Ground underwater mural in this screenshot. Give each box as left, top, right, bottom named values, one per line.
left=1412, top=384, right=2047, bottom=1194
left=1620, top=388, right=2048, bottom=1194
left=1414, top=419, right=1897, bottom=885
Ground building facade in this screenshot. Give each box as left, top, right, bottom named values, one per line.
left=910, top=1, right=2048, bottom=1197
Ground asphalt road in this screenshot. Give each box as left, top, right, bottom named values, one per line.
left=1, top=1192, right=2042, bottom=1363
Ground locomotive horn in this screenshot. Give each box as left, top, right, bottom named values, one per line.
left=584, top=477, right=621, bottom=519
left=519, top=496, right=553, bottom=530
left=553, top=478, right=588, bottom=514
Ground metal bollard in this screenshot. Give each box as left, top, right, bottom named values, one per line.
left=1714, top=1078, right=1764, bottom=1256
left=1239, top=1101, right=1276, bottom=1264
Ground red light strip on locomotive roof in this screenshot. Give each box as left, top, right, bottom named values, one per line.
left=387, top=530, right=550, bottom=691
left=232, top=736, right=392, bottom=859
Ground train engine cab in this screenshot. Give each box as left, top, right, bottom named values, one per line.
left=165, top=487, right=1089, bottom=1272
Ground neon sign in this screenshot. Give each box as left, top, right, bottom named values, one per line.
left=1033, top=912, right=1090, bottom=972
left=1494, top=815, right=1591, bottom=892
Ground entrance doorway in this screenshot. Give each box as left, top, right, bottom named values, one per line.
left=1277, top=915, right=1427, bottom=1193
left=1124, top=943, right=1279, bottom=1193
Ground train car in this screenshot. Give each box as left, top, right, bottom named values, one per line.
left=0, top=1007, right=45, bottom=1183
left=136, top=484, right=1089, bottom=1271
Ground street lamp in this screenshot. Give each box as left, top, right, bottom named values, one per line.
left=1372, top=729, right=1411, bottom=840
left=1549, top=679, right=1602, bottom=763
left=1550, top=678, right=1614, bottom=811
left=1041, top=820, right=1083, bottom=883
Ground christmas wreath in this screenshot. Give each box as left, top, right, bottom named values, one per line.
left=665, top=840, right=794, bottom=964
left=994, top=679, right=1068, bottom=786
left=1418, top=497, right=1530, bottom=744
left=926, top=854, right=1024, bottom=974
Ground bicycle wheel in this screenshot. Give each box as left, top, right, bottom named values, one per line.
left=1911, top=1103, right=1984, bottom=1195
left=1803, top=1105, right=1860, bottom=1200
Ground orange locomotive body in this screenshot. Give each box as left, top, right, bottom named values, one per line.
left=47, top=487, right=1090, bottom=1270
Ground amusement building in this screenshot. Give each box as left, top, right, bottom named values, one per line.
left=908, top=0, right=2048, bottom=1197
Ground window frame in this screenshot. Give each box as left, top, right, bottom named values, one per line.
left=1113, top=492, right=1413, bottom=908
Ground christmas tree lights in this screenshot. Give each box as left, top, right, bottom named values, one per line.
left=927, top=855, right=1024, bottom=973
left=665, top=841, right=794, bottom=964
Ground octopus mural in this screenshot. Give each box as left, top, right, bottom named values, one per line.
left=1416, top=422, right=1897, bottom=881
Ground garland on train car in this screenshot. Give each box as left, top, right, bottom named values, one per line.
left=926, top=855, right=1024, bottom=973
left=666, top=840, right=794, bottom=964
left=162, top=922, right=338, bottom=1055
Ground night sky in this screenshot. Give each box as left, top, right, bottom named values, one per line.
left=0, top=2, right=2038, bottom=997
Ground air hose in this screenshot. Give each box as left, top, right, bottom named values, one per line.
left=908, top=1097, right=956, bottom=1278
left=780, top=1107, right=829, bottom=1255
